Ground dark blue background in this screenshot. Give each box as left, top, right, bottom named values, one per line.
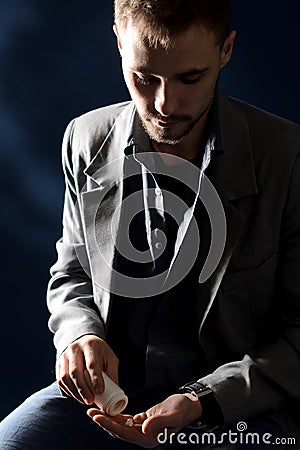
left=1, top=1, right=299, bottom=419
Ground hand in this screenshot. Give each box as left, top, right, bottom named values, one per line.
left=87, top=393, right=202, bottom=448
left=56, top=335, right=119, bottom=405
left=87, top=411, right=158, bottom=448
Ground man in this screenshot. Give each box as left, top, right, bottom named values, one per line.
left=1, top=0, right=299, bottom=449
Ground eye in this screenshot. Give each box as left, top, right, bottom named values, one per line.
left=179, top=74, right=204, bottom=85
left=134, top=73, right=157, bottom=86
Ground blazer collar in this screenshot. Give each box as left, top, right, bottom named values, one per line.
left=84, top=102, right=136, bottom=187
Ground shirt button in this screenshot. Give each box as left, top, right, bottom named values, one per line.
left=155, top=242, right=163, bottom=250
left=155, top=187, right=162, bottom=196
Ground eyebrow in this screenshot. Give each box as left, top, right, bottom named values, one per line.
left=131, top=66, right=209, bottom=79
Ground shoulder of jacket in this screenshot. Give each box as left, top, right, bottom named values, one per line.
left=64, top=100, right=133, bottom=162
left=226, top=95, right=300, bottom=139
left=222, top=95, right=300, bottom=165
left=72, top=100, right=133, bottom=137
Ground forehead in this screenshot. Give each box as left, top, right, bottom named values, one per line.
left=120, top=21, right=221, bottom=75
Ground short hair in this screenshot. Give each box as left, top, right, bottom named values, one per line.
left=114, top=0, right=232, bottom=48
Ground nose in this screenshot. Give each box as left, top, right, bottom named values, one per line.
left=154, top=81, right=177, bottom=117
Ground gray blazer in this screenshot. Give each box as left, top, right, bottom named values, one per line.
left=47, top=93, right=300, bottom=443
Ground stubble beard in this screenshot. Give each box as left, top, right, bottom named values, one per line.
left=139, top=97, right=214, bottom=146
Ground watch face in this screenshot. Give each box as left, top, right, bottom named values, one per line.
left=179, top=383, right=212, bottom=397
left=189, top=385, right=213, bottom=397
left=187, top=390, right=199, bottom=399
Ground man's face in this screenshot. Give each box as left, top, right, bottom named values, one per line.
left=115, top=21, right=235, bottom=147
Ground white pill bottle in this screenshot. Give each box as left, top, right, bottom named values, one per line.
left=84, top=370, right=128, bottom=416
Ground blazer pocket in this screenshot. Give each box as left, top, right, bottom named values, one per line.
left=221, top=253, right=277, bottom=292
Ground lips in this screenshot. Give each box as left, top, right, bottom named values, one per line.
left=155, top=119, right=181, bottom=128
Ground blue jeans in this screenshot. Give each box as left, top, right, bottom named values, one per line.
left=0, top=382, right=286, bottom=449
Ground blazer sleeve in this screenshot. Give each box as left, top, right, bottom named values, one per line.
left=47, top=119, right=105, bottom=357
left=198, top=151, right=300, bottom=424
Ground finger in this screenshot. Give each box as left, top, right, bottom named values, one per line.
left=56, top=357, right=85, bottom=405
left=87, top=411, right=157, bottom=448
left=68, top=347, right=94, bottom=404
left=87, top=409, right=133, bottom=425
left=92, top=412, right=142, bottom=442
left=84, top=350, right=105, bottom=395
left=57, top=373, right=81, bottom=403
left=87, top=408, right=103, bottom=419
left=83, top=369, right=104, bottom=400
left=87, top=411, right=118, bottom=438
left=59, top=373, right=86, bottom=405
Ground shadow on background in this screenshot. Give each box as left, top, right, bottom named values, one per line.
left=0, top=1, right=299, bottom=419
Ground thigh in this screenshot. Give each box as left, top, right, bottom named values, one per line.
left=0, top=382, right=142, bottom=450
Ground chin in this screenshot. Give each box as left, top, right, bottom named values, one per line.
left=148, top=126, right=193, bottom=146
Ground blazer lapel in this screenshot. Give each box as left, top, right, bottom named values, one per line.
left=80, top=103, right=135, bottom=322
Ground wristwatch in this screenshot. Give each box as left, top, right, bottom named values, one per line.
left=178, top=382, right=224, bottom=428
left=178, top=382, right=213, bottom=399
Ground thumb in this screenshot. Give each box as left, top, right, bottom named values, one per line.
left=133, top=412, right=147, bottom=424
left=142, top=414, right=174, bottom=435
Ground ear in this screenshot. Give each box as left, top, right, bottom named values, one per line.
left=113, top=23, right=123, bottom=55
left=220, top=30, right=236, bottom=69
